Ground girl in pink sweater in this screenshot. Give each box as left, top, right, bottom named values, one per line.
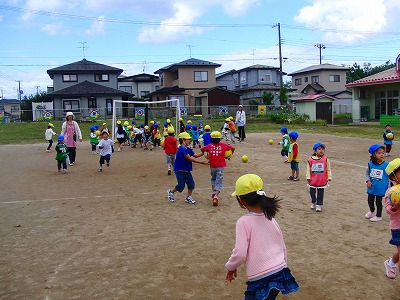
left=226, top=174, right=299, bottom=299
left=383, top=159, right=400, bottom=279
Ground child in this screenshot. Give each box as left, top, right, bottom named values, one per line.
left=100, top=122, right=111, bottom=136
left=152, top=123, right=161, bottom=148
left=383, top=124, right=394, bottom=156
left=201, top=131, right=235, bottom=206
left=55, top=135, right=68, bottom=173
left=192, top=124, right=200, bottom=148
left=45, top=123, right=57, bottom=152
left=98, top=131, right=114, bottom=172
left=306, top=142, right=332, bottom=212
left=278, top=126, right=290, bottom=162
left=163, top=127, right=178, bottom=175
left=225, top=174, right=299, bottom=299
left=287, top=131, right=300, bottom=181
left=228, top=117, right=240, bottom=144
left=89, top=126, right=99, bottom=154
left=221, top=119, right=229, bottom=141
left=365, top=144, right=389, bottom=221
left=202, top=125, right=212, bottom=147
left=131, top=125, right=142, bottom=148
left=179, top=117, right=185, bottom=133
left=383, top=158, right=400, bottom=278
left=143, top=125, right=152, bottom=150
left=115, top=120, right=127, bottom=151
left=167, top=132, right=207, bottom=204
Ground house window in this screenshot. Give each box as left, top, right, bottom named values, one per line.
left=11, top=106, right=19, bottom=110
left=232, top=74, right=239, bottom=86
left=119, top=86, right=132, bottom=93
left=159, top=74, right=164, bottom=86
left=106, top=99, right=113, bottom=115
left=88, top=98, right=97, bottom=109
left=311, top=76, right=319, bottom=83
left=0, top=105, right=4, bottom=110
left=329, top=75, right=340, bottom=82
left=169, top=95, right=185, bottom=108
left=194, top=71, right=208, bottom=82
left=240, top=73, right=247, bottom=84
left=95, top=74, right=109, bottom=82
left=63, top=99, right=80, bottom=112
left=62, top=74, right=77, bottom=82
left=294, top=78, right=302, bottom=86
left=140, top=91, right=150, bottom=97
left=259, top=74, right=271, bottom=83
left=304, top=77, right=308, bottom=83
left=195, top=97, right=202, bottom=113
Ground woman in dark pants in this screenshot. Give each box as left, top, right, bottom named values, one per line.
left=235, top=105, right=246, bottom=141
left=60, top=112, right=82, bottom=166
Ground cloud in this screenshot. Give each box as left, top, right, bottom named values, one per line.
left=84, top=16, right=106, bottom=36
left=0, top=15, right=3, bottom=22
left=294, top=0, right=388, bottom=43
left=41, top=23, right=67, bottom=35
left=221, top=0, right=261, bottom=17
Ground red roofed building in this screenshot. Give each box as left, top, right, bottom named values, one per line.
left=346, top=54, right=400, bottom=123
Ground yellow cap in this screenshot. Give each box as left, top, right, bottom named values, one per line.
left=229, top=116, right=234, bottom=120
left=225, top=118, right=230, bottom=122
left=178, top=132, right=191, bottom=139
left=204, top=125, right=211, bottom=130
left=211, top=131, right=222, bottom=138
left=116, top=120, right=122, bottom=125
left=179, top=118, right=183, bottom=121
left=123, top=121, right=129, bottom=126
left=144, top=125, right=149, bottom=130
left=166, top=118, right=171, bottom=123
left=231, top=174, right=263, bottom=196
left=187, top=120, right=192, bottom=123
left=48, top=123, right=54, bottom=127
left=103, top=123, right=107, bottom=126
left=127, top=125, right=132, bottom=130
left=150, top=120, right=154, bottom=124
left=167, top=127, right=175, bottom=134
left=386, top=158, right=400, bottom=175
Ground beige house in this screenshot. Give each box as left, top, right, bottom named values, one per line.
left=0, top=99, right=21, bottom=121
left=148, top=58, right=221, bottom=115
left=291, top=94, right=335, bottom=124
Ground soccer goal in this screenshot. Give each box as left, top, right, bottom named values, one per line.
left=111, top=99, right=181, bottom=141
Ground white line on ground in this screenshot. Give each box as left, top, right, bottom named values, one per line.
left=1, top=195, right=124, bottom=204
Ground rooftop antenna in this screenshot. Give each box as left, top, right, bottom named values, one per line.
left=78, top=42, right=88, bottom=58
left=252, top=49, right=256, bottom=65
left=142, top=61, right=147, bottom=73
left=187, top=45, right=194, bottom=58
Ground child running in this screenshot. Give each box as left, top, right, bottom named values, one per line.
left=365, top=144, right=389, bottom=222
left=306, top=142, right=332, bottom=212
left=98, top=131, right=114, bottom=172
left=278, top=126, right=290, bottom=162
left=287, top=131, right=300, bottom=181
left=163, top=127, right=178, bottom=175
left=225, top=174, right=299, bottom=299
left=167, top=132, right=208, bottom=204
left=89, top=126, right=99, bottom=154
left=383, top=158, right=400, bottom=278
left=383, top=124, right=394, bottom=157
left=202, top=125, right=212, bottom=147
left=201, top=131, right=235, bottom=206
left=45, top=123, right=57, bottom=152
left=55, top=135, right=68, bottom=173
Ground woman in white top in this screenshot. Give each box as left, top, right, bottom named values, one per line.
left=60, top=112, right=82, bottom=166
left=235, top=105, right=246, bottom=141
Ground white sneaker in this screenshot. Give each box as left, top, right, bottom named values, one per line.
left=167, top=189, right=175, bottom=202
left=315, top=205, right=322, bottom=212
left=62, top=169, right=67, bottom=173
left=185, top=196, right=196, bottom=204
left=310, top=203, right=316, bottom=209
left=370, top=216, right=382, bottom=222
left=365, top=211, right=374, bottom=219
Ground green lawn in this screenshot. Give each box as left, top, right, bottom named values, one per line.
left=0, top=119, right=389, bottom=145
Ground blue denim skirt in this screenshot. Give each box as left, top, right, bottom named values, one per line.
left=244, top=267, right=299, bottom=300
left=389, top=229, right=400, bottom=246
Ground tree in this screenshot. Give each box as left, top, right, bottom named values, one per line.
left=346, top=61, right=395, bottom=83
left=279, top=87, right=289, bottom=105
left=20, top=91, right=48, bottom=121
left=262, top=91, right=274, bottom=105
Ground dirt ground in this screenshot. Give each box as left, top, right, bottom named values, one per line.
left=1, top=132, right=400, bottom=300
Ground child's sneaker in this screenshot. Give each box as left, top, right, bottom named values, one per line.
left=168, top=170, right=171, bottom=175
left=62, top=169, right=67, bottom=173
left=384, top=259, right=397, bottom=278
left=212, top=197, right=219, bottom=207
left=185, top=196, right=196, bottom=204
left=99, top=167, right=102, bottom=172
left=310, top=203, right=316, bottom=209
left=315, top=205, right=322, bottom=212
left=167, top=189, right=175, bottom=202
left=365, top=211, right=374, bottom=219
left=287, top=176, right=294, bottom=180
left=292, top=177, right=299, bottom=181
left=46, top=150, right=50, bottom=152
left=370, top=216, right=382, bottom=222
left=107, top=162, right=110, bottom=167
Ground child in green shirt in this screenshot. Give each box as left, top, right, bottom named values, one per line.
left=55, top=135, right=68, bottom=173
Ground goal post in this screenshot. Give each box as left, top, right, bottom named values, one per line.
left=111, top=99, right=180, bottom=141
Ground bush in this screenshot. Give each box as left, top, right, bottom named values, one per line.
left=268, top=108, right=309, bottom=124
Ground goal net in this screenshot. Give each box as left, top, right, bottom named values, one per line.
left=111, top=99, right=180, bottom=141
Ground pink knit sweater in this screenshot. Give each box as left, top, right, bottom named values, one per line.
left=225, top=213, right=288, bottom=280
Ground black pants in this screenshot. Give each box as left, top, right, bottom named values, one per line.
left=67, top=147, right=76, bottom=164
left=57, top=158, right=67, bottom=170
left=238, top=126, right=246, bottom=140
left=47, top=139, right=53, bottom=150
left=310, top=187, right=325, bottom=205
left=367, top=194, right=383, bottom=217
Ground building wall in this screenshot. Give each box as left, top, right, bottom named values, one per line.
left=52, top=73, right=119, bottom=91
left=292, top=69, right=347, bottom=93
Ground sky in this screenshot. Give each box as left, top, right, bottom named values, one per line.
left=1, top=0, right=400, bottom=99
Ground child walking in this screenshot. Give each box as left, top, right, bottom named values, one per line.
left=163, top=127, right=178, bottom=175
left=202, top=125, right=212, bottom=147
left=365, top=144, right=389, bottom=221
left=89, top=126, right=99, bottom=154
left=278, top=126, right=290, bottom=162
left=201, top=131, right=235, bottom=206
left=167, top=132, right=208, bottom=204
left=98, top=131, right=114, bottom=172
left=306, top=142, right=332, bottom=212
left=287, top=131, right=300, bottom=181
left=225, top=174, right=299, bottom=299
left=383, top=158, right=400, bottom=278
left=45, top=123, right=57, bottom=152
left=55, top=135, right=68, bottom=173
left=383, top=124, right=394, bottom=156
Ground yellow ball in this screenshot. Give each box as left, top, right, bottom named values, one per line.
left=241, top=155, right=248, bottom=163
left=386, top=132, right=394, bottom=140
left=389, top=185, right=400, bottom=204
left=268, top=139, right=274, bottom=145
left=95, top=130, right=101, bottom=136
left=204, top=151, right=209, bottom=159
left=224, top=149, right=233, bottom=159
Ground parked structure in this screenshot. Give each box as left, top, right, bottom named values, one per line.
left=0, top=99, right=21, bottom=122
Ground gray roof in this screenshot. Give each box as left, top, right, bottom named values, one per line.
left=155, top=58, right=221, bottom=74
left=0, top=99, right=21, bottom=104
left=301, top=83, right=326, bottom=93
left=236, top=64, right=280, bottom=72
left=47, top=59, right=123, bottom=79
left=119, top=73, right=159, bottom=82
left=288, top=63, right=349, bottom=76
left=47, top=81, right=133, bottom=98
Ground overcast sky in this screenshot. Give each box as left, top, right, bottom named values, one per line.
left=1, top=0, right=399, bottom=99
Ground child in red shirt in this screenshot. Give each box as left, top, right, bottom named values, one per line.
left=201, top=131, right=235, bottom=206
left=163, top=127, right=178, bottom=175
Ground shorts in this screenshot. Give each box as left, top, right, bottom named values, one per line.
left=281, top=149, right=288, bottom=157
left=389, top=229, right=400, bottom=246
left=99, top=154, right=111, bottom=164
left=117, top=138, right=125, bottom=144
left=166, top=154, right=175, bottom=165
left=175, top=171, right=195, bottom=192
left=290, top=161, right=299, bottom=171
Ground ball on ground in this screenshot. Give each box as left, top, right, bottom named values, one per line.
left=241, top=155, right=248, bottom=163
left=389, top=185, right=400, bottom=205
left=268, top=139, right=274, bottom=145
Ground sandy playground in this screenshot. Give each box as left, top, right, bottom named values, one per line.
left=1, top=132, right=400, bottom=299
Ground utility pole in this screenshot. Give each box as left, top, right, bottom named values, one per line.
left=272, top=23, right=283, bottom=96
left=315, top=43, right=326, bottom=64
left=35, top=86, right=40, bottom=96
left=78, top=42, right=88, bottom=58
left=16, top=80, right=22, bottom=101
left=186, top=45, right=194, bottom=58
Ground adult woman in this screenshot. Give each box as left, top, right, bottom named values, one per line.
left=235, top=105, right=246, bottom=141
left=60, top=111, right=82, bottom=166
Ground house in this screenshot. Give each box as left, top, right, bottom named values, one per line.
left=198, top=87, right=241, bottom=115
left=0, top=98, right=21, bottom=122
left=291, top=94, right=336, bottom=124
left=148, top=58, right=221, bottom=116
left=216, top=65, right=284, bottom=106
left=47, top=59, right=133, bottom=119
left=289, top=64, right=351, bottom=114
left=346, top=54, right=400, bottom=124
left=118, top=73, right=159, bottom=99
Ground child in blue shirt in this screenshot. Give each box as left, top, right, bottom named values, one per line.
left=192, top=124, right=200, bottom=148
left=167, top=132, right=207, bottom=204
left=202, top=125, right=212, bottom=147
left=383, top=124, right=394, bottom=156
